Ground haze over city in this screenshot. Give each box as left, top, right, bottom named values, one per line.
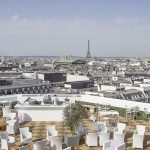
left=1, top=1, right=150, bottom=150
left=0, top=0, right=150, bottom=57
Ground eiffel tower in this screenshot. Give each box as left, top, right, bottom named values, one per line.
left=86, top=39, right=91, bottom=58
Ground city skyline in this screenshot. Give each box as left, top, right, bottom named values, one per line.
left=0, top=0, right=150, bottom=57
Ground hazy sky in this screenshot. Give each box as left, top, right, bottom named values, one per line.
left=0, top=0, right=150, bottom=57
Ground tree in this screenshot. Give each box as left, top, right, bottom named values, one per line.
left=63, top=103, right=87, bottom=135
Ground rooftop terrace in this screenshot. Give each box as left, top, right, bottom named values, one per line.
left=1, top=114, right=150, bottom=149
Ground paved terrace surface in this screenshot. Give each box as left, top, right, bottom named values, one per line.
left=0, top=116, right=150, bottom=149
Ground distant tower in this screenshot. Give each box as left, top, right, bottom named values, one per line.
left=86, top=40, right=91, bottom=58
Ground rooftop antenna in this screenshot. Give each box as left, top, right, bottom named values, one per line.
left=65, top=50, right=67, bottom=59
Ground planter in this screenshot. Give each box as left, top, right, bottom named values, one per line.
left=64, top=134, right=80, bottom=147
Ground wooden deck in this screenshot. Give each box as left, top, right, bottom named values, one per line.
left=1, top=116, right=150, bottom=149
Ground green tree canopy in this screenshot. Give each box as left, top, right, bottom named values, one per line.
left=63, top=103, right=87, bottom=135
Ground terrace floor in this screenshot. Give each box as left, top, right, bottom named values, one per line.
left=1, top=115, right=150, bottom=150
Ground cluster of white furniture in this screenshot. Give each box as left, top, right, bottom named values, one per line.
left=0, top=105, right=146, bottom=150
left=1, top=106, right=72, bottom=150
left=0, top=117, right=146, bottom=150
left=0, top=124, right=72, bottom=150
left=2, top=107, right=20, bottom=135
left=46, top=125, right=73, bottom=149
left=86, top=122, right=146, bottom=150
left=86, top=122, right=126, bottom=149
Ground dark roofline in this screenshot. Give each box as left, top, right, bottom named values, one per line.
left=0, top=83, right=50, bottom=90
left=65, top=80, right=92, bottom=84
